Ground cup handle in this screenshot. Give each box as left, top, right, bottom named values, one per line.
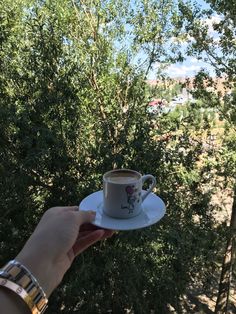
left=141, top=175, right=156, bottom=202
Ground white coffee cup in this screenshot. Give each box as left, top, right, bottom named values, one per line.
left=103, top=169, right=156, bottom=219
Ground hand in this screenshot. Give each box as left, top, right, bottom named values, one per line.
left=16, top=206, right=114, bottom=297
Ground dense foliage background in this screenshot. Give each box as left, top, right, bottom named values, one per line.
left=0, top=0, right=235, bottom=313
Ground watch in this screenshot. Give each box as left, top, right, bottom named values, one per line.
left=0, top=260, right=48, bottom=314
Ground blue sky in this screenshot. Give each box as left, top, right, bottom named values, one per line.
left=163, top=57, right=215, bottom=78
left=149, top=0, right=219, bottom=79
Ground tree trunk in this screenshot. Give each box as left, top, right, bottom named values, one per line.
left=215, top=185, right=236, bottom=314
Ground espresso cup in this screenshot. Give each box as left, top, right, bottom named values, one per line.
left=103, top=169, right=156, bottom=219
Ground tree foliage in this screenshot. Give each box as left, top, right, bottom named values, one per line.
left=177, top=1, right=236, bottom=312
left=0, top=0, right=228, bottom=313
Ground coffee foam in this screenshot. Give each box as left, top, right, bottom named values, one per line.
left=106, top=171, right=139, bottom=184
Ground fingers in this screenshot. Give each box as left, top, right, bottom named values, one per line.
left=79, top=223, right=115, bottom=232
left=73, top=229, right=105, bottom=256
left=66, top=206, right=79, bottom=212
left=48, top=206, right=79, bottom=212
left=50, top=207, right=96, bottom=225
left=79, top=223, right=100, bottom=232
left=68, top=229, right=115, bottom=262
left=100, top=229, right=114, bottom=240
left=77, top=229, right=115, bottom=239
left=74, top=210, right=96, bottom=226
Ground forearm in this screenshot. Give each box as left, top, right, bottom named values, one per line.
left=0, top=207, right=110, bottom=314
left=0, top=287, right=31, bottom=314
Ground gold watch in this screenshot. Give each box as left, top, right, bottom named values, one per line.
left=0, top=260, right=48, bottom=314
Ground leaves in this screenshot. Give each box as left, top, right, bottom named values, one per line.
left=0, top=1, right=230, bottom=313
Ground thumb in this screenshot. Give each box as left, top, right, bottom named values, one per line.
left=75, top=210, right=96, bottom=226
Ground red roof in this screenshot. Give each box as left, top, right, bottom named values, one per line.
left=149, top=101, right=158, bottom=106
left=149, top=99, right=162, bottom=106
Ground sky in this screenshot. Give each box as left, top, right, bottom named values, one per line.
left=149, top=0, right=219, bottom=79
left=163, top=57, right=215, bottom=78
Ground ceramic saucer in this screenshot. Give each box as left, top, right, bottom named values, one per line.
left=79, top=190, right=166, bottom=231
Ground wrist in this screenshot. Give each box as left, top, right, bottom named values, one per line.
left=16, top=247, right=61, bottom=298
left=15, top=224, right=69, bottom=298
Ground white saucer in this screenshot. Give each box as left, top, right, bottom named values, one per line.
left=79, top=190, right=166, bottom=231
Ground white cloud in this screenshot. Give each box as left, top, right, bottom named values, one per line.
left=169, top=34, right=194, bottom=44
left=149, top=59, right=215, bottom=79
left=164, top=64, right=202, bottom=77
left=204, top=15, right=221, bottom=26
left=201, top=15, right=222, bottom=36
left=188, top=57, right=200, bottom=64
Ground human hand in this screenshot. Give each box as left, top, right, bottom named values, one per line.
left=16, top=206, right=114, bottom=297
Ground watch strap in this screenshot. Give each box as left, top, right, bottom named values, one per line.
left=0, top=260, right=48, bottom=314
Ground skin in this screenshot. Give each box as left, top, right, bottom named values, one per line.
left=0, top=206, right=114, bottom=313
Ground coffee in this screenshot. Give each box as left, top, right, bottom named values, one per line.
left=106, top=171, right=139, bottom=184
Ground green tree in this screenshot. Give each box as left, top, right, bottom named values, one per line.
left=0, top=1, right=224, bottom=313
left=178, top=0, right=236, bottom=312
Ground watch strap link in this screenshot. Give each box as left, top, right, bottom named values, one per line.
left=0, top=260, right=48, bottom=314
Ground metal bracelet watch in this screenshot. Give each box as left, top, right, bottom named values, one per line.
left=0, top=260, right=48, bottom=314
